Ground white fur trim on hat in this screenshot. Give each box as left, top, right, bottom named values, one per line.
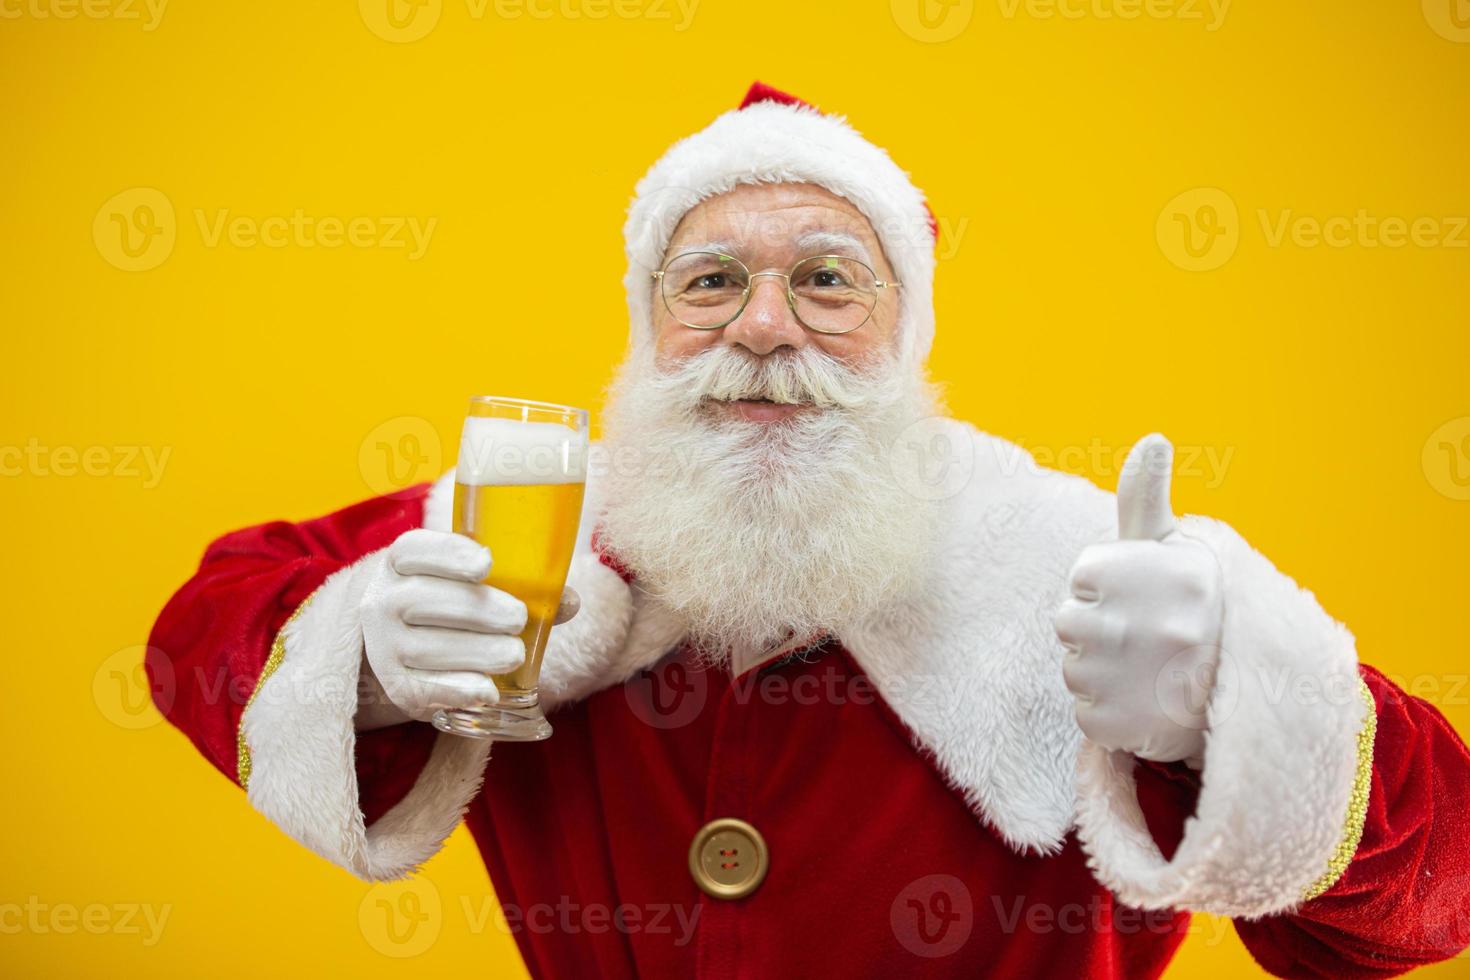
left=622, top=93, right=937, bottom=365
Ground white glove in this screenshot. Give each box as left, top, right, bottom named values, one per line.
left=1053, top=435, right=1225, bottom=767
left=358, top=528, right=579, bottom=726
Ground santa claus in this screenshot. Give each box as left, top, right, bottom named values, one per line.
left=150, top=83, right=1470, bottom=977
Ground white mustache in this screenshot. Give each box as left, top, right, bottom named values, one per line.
left=649, top=346, right=890, bottom=412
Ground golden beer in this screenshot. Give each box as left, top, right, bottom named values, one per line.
left=432, top=397, right=589, bottom=741
left=453, top=480, right=585, bottom=696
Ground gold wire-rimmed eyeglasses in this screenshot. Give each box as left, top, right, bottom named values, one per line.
left=652, top=251, right=901, bottom=335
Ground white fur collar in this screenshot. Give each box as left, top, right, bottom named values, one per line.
left=423, top=424, right=1112, bottom=855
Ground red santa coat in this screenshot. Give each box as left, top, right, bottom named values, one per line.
left=148, top=427, right=1470, bottom=977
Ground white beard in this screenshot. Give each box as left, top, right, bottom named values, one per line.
left=597, top=343, right=943, bottom=661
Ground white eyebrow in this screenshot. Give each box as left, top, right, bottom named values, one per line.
left=795, top=230, right=871, bottom=263
left=668, top=241, right=741, bottom=259
left=665, top=232, right=873, bottom=266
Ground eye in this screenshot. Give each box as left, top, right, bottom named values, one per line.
left=795, top=263, right=856, bottom=290
left=807, top=268, right=850, bottom=288
left=792, top=256, right=868, bottom=292
left=664, top=252, right=747, bottom=294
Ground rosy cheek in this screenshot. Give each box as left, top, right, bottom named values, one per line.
left=654, top=319, right=717, bottom=365
left=811, top=329, right=884, bottom=367
left=838, top=302, right=902, bottom=361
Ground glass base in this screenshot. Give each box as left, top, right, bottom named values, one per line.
left=432, top=702, right=553, bottom=741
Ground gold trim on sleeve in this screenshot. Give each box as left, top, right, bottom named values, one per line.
left=1301, top=676, right=1377, bottom=903
left=236, top=591, right=318, bottom=791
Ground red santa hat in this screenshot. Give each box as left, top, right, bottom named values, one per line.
left=622, top=81, right=938, bottom=366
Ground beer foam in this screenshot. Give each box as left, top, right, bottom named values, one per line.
left=457, top=415, right=587, bottom=486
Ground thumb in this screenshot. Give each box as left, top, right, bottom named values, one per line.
left=1117, top=433, right=1176, bottom=541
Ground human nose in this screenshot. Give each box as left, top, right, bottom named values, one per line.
left=720, top=273, right=808, bottom=357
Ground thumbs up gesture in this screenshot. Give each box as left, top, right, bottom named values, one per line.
left=1053, top=434, right=1225, bottom=767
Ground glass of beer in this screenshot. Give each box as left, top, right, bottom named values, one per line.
left=431, top=396, right=588, bottom=741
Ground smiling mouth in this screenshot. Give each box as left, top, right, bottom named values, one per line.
left=706, top=396, right=808, bottom=422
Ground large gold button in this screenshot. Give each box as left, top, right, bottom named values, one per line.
left=688, top=818, right=768, bottom=900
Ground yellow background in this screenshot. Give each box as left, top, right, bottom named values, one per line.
left=3, top=0, right=1469, bottom=975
